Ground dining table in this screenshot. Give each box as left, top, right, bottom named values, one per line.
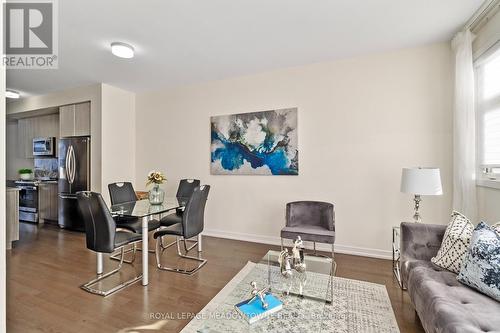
left=100, top=196, right=189, bottom=286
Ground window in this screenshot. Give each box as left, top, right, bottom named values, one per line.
left=476, top=44, right=500, bottom=182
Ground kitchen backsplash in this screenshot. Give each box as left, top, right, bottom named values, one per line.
left=34, top=158, right=58, bottom=179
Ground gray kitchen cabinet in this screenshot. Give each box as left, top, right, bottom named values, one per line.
left=39, top=182, right=58, bottom=222
left=59, top=102, right=90, bottom=137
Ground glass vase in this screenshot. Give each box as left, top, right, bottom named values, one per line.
left=148, top=184, right=165, bottom=205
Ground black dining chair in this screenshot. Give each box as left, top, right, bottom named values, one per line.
left=77, top=191, right=143, bottom=297
left=108, top=182, right=161, bottom=233
left=153, top=185, right=210, bottom=275
left=108, top=182, right=161, bottom=262
left=159, top=179, right=200, bottom=227
left=280, top=201, right=337, bottom=275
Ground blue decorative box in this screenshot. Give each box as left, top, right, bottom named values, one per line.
left=234, top=293, right=283, bottom=324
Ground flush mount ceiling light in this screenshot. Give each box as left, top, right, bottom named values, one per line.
left=6, top=90, right=20, bottom=99
left=111, top=42, right=135, bottom=59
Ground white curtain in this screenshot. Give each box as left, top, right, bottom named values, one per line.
left=452, top=30, right=477, bottom=221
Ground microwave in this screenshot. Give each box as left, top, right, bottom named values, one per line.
left=33, top=137, right=56, bottom=157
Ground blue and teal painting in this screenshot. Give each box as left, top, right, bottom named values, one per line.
left=211, top=108, right=298, bottom=175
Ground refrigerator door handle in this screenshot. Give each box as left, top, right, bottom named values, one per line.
left=69, top=145, right=76, bottom=184
left=65, top=146, right=71, bottom=182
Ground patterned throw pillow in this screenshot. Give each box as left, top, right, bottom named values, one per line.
left=431, top=211, right=474, bottom=273
left=493, top=222, right=500, bottom=234
left=457, top=222, right=500, bottom=302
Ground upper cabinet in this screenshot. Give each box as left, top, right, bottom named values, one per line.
left=17, top=114, right=59, bottom=159
left=59, top=102, right=90, bottom=137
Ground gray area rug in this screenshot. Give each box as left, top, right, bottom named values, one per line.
left=182, top=262, right=400, bottom=333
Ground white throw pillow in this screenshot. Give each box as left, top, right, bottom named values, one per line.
left=492, top=222, right=500, bottom=234
left=431, top=211, right=474, bottom=274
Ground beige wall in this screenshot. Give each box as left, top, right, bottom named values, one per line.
left=135, top=42, right=453, bottom=258
left=7, top=84, right=102, bottom=192
left=101, top=84, right=136, bottom=203
left=473, top=10, right=500, bottom=222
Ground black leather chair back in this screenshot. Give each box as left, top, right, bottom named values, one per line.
left=108, top=182, right=137, bottom=205
left=182, top=185, right=210, bottom=239
left=77, top=192, right=116, bottom=253
left=176, top=179, right=201, bottom=198
left=286, top=201, right=335, bottom=231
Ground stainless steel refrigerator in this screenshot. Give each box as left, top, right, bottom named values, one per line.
left=58, top=136, right=90, bottom=231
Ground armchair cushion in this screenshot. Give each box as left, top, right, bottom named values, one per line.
left=281, top=225, right=335, bottom=244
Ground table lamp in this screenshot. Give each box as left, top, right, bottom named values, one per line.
left=400, top=167, right=442, bottom=223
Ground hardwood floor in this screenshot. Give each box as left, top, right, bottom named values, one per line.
left=7, top=222, right=424, bottom=333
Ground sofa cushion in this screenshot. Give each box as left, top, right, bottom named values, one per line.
left=492, top=222, right=500, bottom=234
left=408, top=262, right=500, bottom=333
left=431, top=211, right=474, bottom=274
left=457, top=222, right=500, bottom=302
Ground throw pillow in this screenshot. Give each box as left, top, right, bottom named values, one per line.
left=457, top=222, right=500, bottom=302
left=431, top=211, right=474, bottom=273
left=492, top=222, right=500, bottom=234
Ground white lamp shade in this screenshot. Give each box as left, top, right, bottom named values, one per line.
left=400, top=167, right=443, bottom=195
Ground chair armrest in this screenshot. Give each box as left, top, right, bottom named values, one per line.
left=400, top=222, right=447, bottom=286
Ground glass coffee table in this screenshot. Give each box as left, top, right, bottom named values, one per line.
left=189, top=250, right=334, bottom=333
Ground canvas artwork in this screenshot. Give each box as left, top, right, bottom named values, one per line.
left=211, top=108, right=298, bottom=175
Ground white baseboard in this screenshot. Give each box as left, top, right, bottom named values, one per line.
left=202, top=228, right=392, bottom=260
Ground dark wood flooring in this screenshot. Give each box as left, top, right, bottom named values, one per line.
left=7, top=223, right=424, bottom=333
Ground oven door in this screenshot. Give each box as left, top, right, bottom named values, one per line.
left=33, top=138, right=54, bottom=156
left=18, top=186, right=38, bottom=211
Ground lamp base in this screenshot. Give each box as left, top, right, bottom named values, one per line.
left=413, top=195, right=422, bottom=223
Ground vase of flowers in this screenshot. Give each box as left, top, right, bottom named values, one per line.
left=147, top=170, right=167, bottom=205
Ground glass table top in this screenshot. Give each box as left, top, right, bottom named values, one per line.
left=193, top=250, right=334, bottom=333
left=110, top=197, right=187, bottom=218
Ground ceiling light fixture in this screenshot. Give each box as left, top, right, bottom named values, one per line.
left=6, top=90, right=20, bottom=99
left=111, top=42, right=135, bottom=59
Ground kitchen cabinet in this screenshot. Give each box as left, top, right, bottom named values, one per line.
left=6, top=188, right=20, bottom=249
left=39, top=182, right=58, bottom=222
left=17, top=114, right=59, bottom=159
left=60, top=102, right=90, bottom=137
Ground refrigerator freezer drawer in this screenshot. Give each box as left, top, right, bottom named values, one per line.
left=58, top=195, right=85, bottom=231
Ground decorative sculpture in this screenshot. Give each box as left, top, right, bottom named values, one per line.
left=249, top=281, right=270, bottom=309
left=279, top=236, right=307, bottom=278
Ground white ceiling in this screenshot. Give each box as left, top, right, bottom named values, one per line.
left=7, top=0, right=483, bottom=97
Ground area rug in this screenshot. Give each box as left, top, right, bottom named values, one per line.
left=181, top=262, right=400, bottom=333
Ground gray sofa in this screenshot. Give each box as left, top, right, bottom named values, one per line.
left=401, top=222, right=500, bottom=333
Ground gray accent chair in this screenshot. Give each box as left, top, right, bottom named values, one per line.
left=401, top=222, right=500, bottom=333
left=280, top=201, right=336, bottom=274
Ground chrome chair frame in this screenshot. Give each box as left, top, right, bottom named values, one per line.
left=155, top=235, right=206, bottom=275
left=80, top=241, right=143, bottom=297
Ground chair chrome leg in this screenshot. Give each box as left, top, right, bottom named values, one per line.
left=110, top=243, right=137, bottom=264
left=155, top=236, right=207, bottom=275
left=280, top=238, right=284, bottom=251
left=160, top=235, right=196, bottom=252
left=81, top=244, right=142, bottom=297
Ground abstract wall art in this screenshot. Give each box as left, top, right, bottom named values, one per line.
left=211, top=108, right=298, bottom=175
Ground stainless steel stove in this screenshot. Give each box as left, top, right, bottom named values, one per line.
left=15, top=179, right=57, bottom=223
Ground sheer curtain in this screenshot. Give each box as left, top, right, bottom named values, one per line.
left=452, top=30, right=477, bottom=221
